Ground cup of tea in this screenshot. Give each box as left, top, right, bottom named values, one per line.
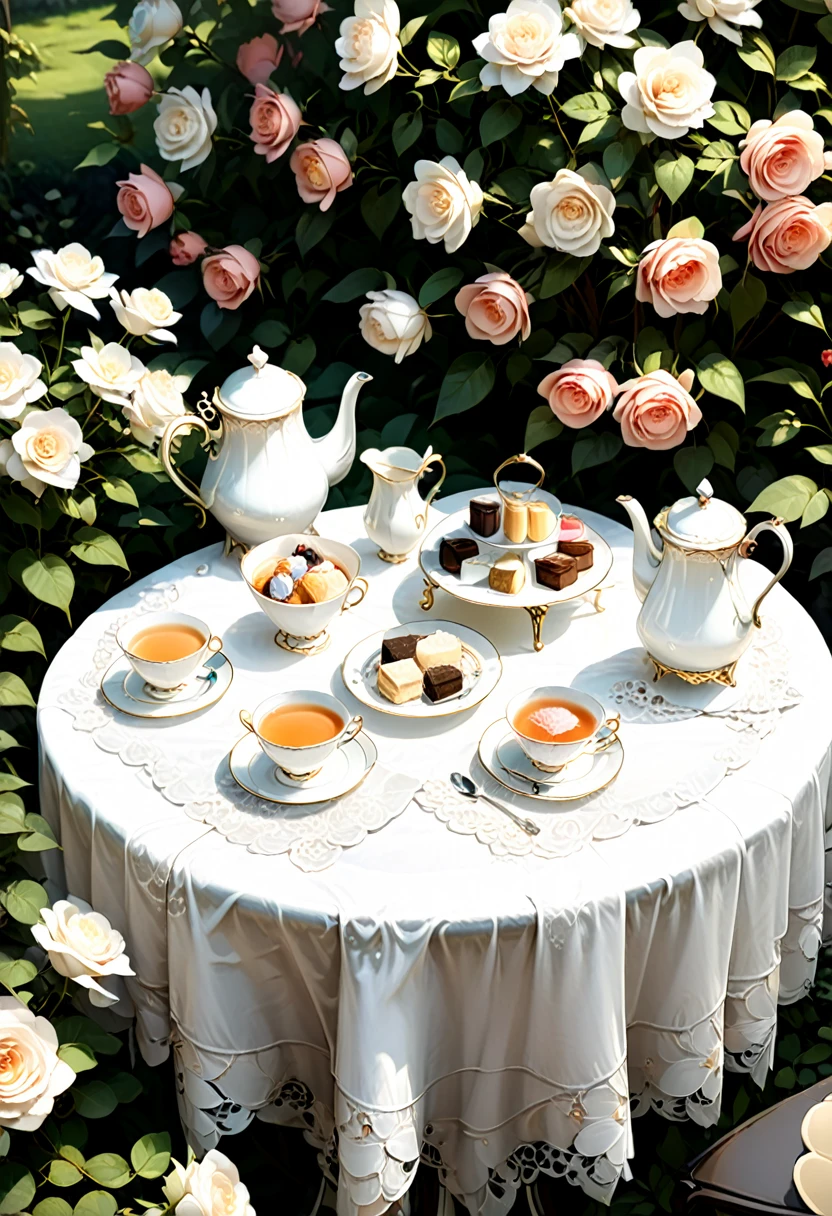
left=240, top=691, right=363, bottom=781
left=506, top=685, right=619, bottom=772
left=117, top=611, right=222, bottom=692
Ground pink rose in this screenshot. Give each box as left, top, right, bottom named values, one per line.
left=202, top=244, right=260, bottom=311
left=170, top=231, right=207, bottom=266
left=739, top=111, right=832, bottom=202
left=236, top=33, right=284, bottom=85
left=249, top=84, right=302, bottom=163
left=613, top=368, right=702, bottom=450
left=538, top=359, right=618, bottom=429
left=105, top=61, right=154, bottom=115
left=636, top=236, right=722, bottom=319
left=116, top=164, right=180, bottom=238
left=289, top=138, right=352, bottom=211
left=271, top=0, right=329, bottom=35
left=733, top=196, right=832, bottom=274
left=454, top=273, right=532, bottom=345
left=822, top=350, right=832, bottom=368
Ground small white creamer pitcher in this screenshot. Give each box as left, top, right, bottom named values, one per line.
left=361, top=445, right=446, bottom=563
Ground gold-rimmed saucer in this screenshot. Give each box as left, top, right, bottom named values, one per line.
left=477, top=719, right=624, bottom=802
left=228, top=730, right=377, bottom=806
left=100, top=651, right=233, bottom=720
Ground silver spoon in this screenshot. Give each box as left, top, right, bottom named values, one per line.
left=450, top=773, right=540, bottom=837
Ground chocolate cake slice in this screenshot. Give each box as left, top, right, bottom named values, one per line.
left=423, top=665, right=463, bottom=702
left=557, top=540, right=594, bottom=571
left=440, top=536, right=479, bottom=574
left=380, top=633, right=424, bottom=665
left=469, top=496, right=501, bottom=538
left=534, top=553, right=578, bottom=591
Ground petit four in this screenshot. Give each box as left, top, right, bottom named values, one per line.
left=378, top=658, right=424, bottom=704
left=489, top=553, right=525, bottom=595
left=381, top=633, right=423, bottom=665
left=296, top=561, right=349, bottom=604
left=423, top=665, right=463, bottom=702
left=469, top=497, right=501, bottom=537
left=503, top=500, right=528, bottom=544
left=558, top=539, right=594, bottom=571
left=534, top=553, right=577, bottom=591
left=527, top=501, right=556, bottom=542
left=558, top=515, right=585, bottom=544
left=440, top=536, right=479, bottom=574
left=416, top=631, right=463, bottom=672
left=459, top=555, right=493, bottom=585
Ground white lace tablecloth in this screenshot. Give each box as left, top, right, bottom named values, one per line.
left=37, top=495, right=832, bottom=1216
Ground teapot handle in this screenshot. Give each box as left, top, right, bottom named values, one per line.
left=161, top=415, right=212, bottom=527
left=415, top=455, right=446, bottom=530
left=740, top=518, right=793, bottom=627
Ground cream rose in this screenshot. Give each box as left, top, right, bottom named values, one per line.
left=613, top=368, right=701, bottom=449
left=636, top=236, right=722, bottom=318
left=0, top=265, right=23, bottom=300
left=336, top=0, right=400, bottom=95
left=154, top=87, right=217, bottom=173
left=455, top=273, right=532, bottom=344
left=619, top=41, right=715, bottom=139
left=162, top=1150, right=255, bottom=1216
left=538, top=358, right=618, bottom=428
left=28, top=244, right=118, bottom=320
left=739, top=111, right=832, bottom=202
left=0, top=998, right=75, bottom=1131
left=359, top=289, right=432, bottom=362
left=124, top=369, right=189, bottom=445
left=519, top=166, right=615, bottom=256
left=32, top=898, right=134, bottom=1009
left=2, top=408, right=94, bottom=497
left=110, top=287, right=182, bottom=342
left=733, top=196, right=832, bottom=274
left=0, top=343, right=47, bottom=420
left=73, top=343, right=145, bottom=404
left=472, top=0, right=582, bottom=97
left=563, top=0, right=640, bottom=48
left=402, top=157, right=483, bottom=253
left=129, top=0, right=183, bottom=65
left=677, top=0, right=761, bottom=45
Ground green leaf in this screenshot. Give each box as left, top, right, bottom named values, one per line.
left=0, top=615, right=45, bottom=658
left=707, top=430, right=736, bottom=472
left=654, top=153, right=694, bottom=203
left=49, top=1160, right=84, bottom=1187
left=391, top=110, right=423, bottom=156
left=9, top=550, right=74, bottom=620
left=109, top=1071, right=142, bottom=1103
left=0, top=958, right=37, bottom=989
left=73, top=1080, right=117, bottom=1119
left=0, top=879, right=48, bottom=923
left=697, top=353, right=745, bottom=411
left=77, top=38, right=130, bottom=56
left=435, top=117, right=463, bottom=155
left=750, top=368, right=819, bottom=402
left=774, top=1065, right=797, bottom=1088
left=560, top=91, right=612, bottom=122
left=56, top=1017, right=120, bottom=1056
left=58, top=1044, right=98, bottom=1074
left=738, top=32, right=775, bottom=74
left=3, top=494, right=40, bottom=529
left=667, top=217, right=705, bottom=240
left=449, top=75, right=481, bottom=102
left=0, top=734, right=18, bottom=754
left=250, top=320, right=289, bottom=349
left=426, top=30, right=459, bottom=68
left=101, top=478, right=138, bottom=508
left=85, top=1155, right=130, bottom=1189
left=539, top=254, right=591, bottom=298
left=18, top=306, right=54, bottom=331
left=122, top=449, right=162, bottom=474
left=783, top=299, right=826, bottom=332
left=809, top=548, right=832, bottom=580
left=775, top=44, right=816, bottom=81
left=748, top=474, right=817, bottom=521
left=707, top=100, right=751, bottom=134
left=69, top=528, right=129, bottom=572
left=571, top=432, right=622, bottom=475
left=73, top=1193, right=117, bottom=1216
left=18, top=813, right=59, bottom=851
left=806, top=445, right=832, bottom=464
left=74, top=143, right=119, bottom=171
left=802, top=1044, right=832, bottom=1064
left=802, top=491, right=829, bottom=528
left=0, top=673, right=35, bottom=708
left=0, top=798, right=25, bottom=833
left=322, top=269, right=385, bottom=304
left=819, top=13, right=832, bottom=41
left=434, top=354, right=495, bottom=422
left=0, top=1164, right=35, bottom=1214
left=295, top=208, right=336, bottom=257
left=399, top=14, right=427, bottom=45
left=360, top=184, right=401, bottom=238
left=730, top=274, right=766, bottom=338
left=603, top=137, right=637, bottom=181
left=282, top=336, right=316, bottom=377
left=418, top=267, right=464, bottom=309
left=34, top=1199, right=73, bottom=1216
left=674, top=447, right=715, bottom=494
left=524, top=405, right=562, bottom=453
left=130, top=1133, right=171, bottom=1180
left=479, top=101, right=521, bottom=146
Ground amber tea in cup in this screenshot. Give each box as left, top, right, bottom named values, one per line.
left=512, top=696, right=597, bottom=743
left=241, top=690, right=363, bottom=781
left=116, top=611, right=222, bottom=693
left=128, top=623, right=207, bottom=663
left=258, top=703, right=344, bottom=748
left=506, top=685, right=618, bottom=772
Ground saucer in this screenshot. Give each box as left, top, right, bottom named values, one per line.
left=477, top=719, right=624, bottom=801
left=100, top=652, right=232, bottom=719
left=229, top=730, right=377, bottom=805
left=341, top=620, right=502, bottom=718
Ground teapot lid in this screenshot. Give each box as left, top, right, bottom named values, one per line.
left=660, top=479, right=746, bottom=549
left=216, top=347, right=304, bottom=420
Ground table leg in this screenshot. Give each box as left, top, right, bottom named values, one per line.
left=524, top=605, right=548, bottom=651
left=420, top=577, right=437, bottom=611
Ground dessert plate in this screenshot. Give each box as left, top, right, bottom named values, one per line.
left=477, top=719, right=624, bottom=802
left=229, top=730, right=377, bottom=805
left=341, top=620, right=502, bottom=719
left=100, top=651, right=232, bottom=719
left=465, top=483, right=563, bottom=552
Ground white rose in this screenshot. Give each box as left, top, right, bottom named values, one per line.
left=359, top=290, right=432, bottom=363
left=0, top=265, right=23, bottom=300
left=1, top=408, right=94, bottom=498
left=110, top=287, right=182, bottom=343
left=72, top=343, right=145, bottom=405
left=678, top=0, right=761, bottom=45
left=402, top=157, right=483, bottom=253
left=163, top=1151, right=255, bottom=1216
left=473, top=0, right=582, bottom=96
left=564, top=0, right=640, bottom=49
left=129, top=0, right=183, bottom=65
left=519, top=165, right=615, bottom=256
left=0, top=997, right=75, bottom=1132
left=619, top=41, right=715, bottom=139
left=31, top=897, right=134, bottom=1009
left=124, top=369, right=189, bottom=445
left=0, top=342, right=47, bottom=420
left=27, top=244, right=118, bottom=321
left=154, top=87, right=217, bottom=173
left=336, top=0, right=400, bottom=95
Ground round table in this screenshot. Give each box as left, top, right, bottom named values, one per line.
left=38, top=493, right=832, bottom=1216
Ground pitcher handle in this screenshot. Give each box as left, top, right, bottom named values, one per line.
left=741, top=518, right=794, bottom=628
left=161, top=415, right=212, bottom=527
left=415, top=455, right=446, bottom=530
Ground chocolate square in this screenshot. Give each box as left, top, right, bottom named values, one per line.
left=423, top=664, right=463, bottom=702
left=557, top=540, right=594, bottom=571
left=440, top=536, right=479, bottom=574
left=469, top=497, right=501, bottom=538
left=534, top=553, right=578, bottom=591
left=381, top=634, right=424, bottom=665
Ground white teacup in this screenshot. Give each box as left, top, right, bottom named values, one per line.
left=117, top=611, right=222, bottom=693
left=240, top=690, right=363, bottom=782
left=506, top=685, right=619, bottom=772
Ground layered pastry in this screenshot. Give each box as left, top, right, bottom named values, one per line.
left=558, top=515, right=585, bottom=544
left=440, top=536, right=479, bottom=574
left=377, top=629, right=465, bottom=705
left=296, top=560, right=349, bottom=604
left=503, top=500, right=528, bottom=544
left=534, top=553, right=577, bottom=591
left=489, top=553, right=525, bottom=595
left=255, top=545, right=344, bottom=603
left=378, top=658, right=423, bottom=704
left=423, top=665, right=463, bottom=702
left=469, top=496, right=501, bottom=537
left=381, top=633, right=424, bottom=665
left=527, top=501, right=556, bottom=543
left=558, top=539, right=593, bottom=571
left=459, top=555, right=493, bottom=584
left=415, top=631, right=462, bottom=672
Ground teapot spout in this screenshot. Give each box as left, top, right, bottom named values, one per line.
left=617, top=495, right=663, bottom=603
left=314, top=371, right=372, bottom=487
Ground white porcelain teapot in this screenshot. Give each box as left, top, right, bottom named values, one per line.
left=360, top=444, right=446, bottom=562
left=161, top=346, right=372, bottom=548
left=617, top=479, right=793, bottom=686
